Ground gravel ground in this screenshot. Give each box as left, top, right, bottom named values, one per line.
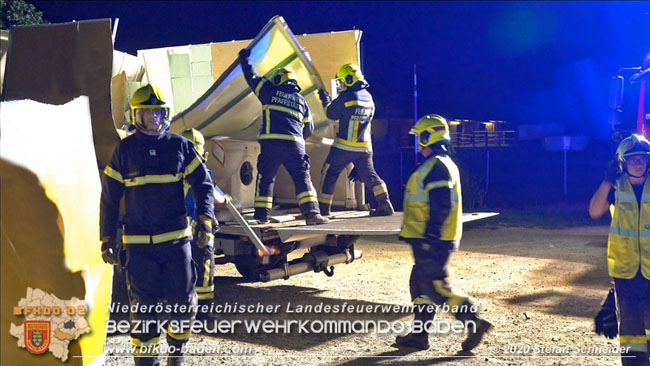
left=105, top=224, right=628, bottom=366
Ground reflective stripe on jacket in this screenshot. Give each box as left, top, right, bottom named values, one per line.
left=608, top=175, right=650, bottom=279
left=400, top=155, right=462, bottom=241
left=325, top=82, right=374, bottom=153
left=252, top=79, right=313, bottom=144
left=100, top=131, right=214, bottom=245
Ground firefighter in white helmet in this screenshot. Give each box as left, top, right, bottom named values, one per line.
left=590, top=134, right=650, bottom=365
left=317, top=64, right=394, bottom=216
left=100, top=85, right=215, bottom=366
left=395, top=114, right=492, bottom=352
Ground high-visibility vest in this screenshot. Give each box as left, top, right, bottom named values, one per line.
left=400, top=154, right=462, bottom=241
left=608, top=175, right=650, bottom=279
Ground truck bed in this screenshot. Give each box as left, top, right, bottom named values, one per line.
left=217, top=211, right=498, bottom=243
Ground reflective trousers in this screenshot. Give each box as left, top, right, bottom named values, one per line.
left=615, top=271, right=650, bottom=366
left=407, top=239, right=477, bottom=321
left=255, top=140, right=319, bottom=219
left=125, top=241, right=197, bottom=361
left=318, top=147, right=389, bottom=212
left=191, top=242, right=215, bottom=301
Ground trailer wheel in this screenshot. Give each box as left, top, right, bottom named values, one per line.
left=234, top=258, right=267, bottom=281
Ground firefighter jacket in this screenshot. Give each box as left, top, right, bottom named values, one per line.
left=240, top=59, right=314, bottom=144
left=324, top=80, right=374, bottom=152
left=400, top=153, right=462, bottom=243
left=608, top=175, right=650, bottom=279
left=100, top=131, right=215, bottom=246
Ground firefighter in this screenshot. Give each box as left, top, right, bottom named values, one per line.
left=589, top=134, right=650, bottom=366
left=238, top=48, right=328, bottom=225
left=317, top=64, right=394, bottom=216
left=395, top=114, right=492, bottom=352
left=181, top=129, right=217, bottom=304
left=100, top=85, right=215, bottom=366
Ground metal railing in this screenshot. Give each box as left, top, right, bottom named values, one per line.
left=451, top=131, right=517, bottom=148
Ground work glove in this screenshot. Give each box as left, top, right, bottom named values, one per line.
left=594, top=288, right=618, bottom=339
left=196, top=215, right=214, bottom=249
left=239, top=48, right=250, bottom=62
left=318, top=89, right=331, bottom=107
left=604, top=159, right=621, bottom=186
left=101, top=237, right=120, bottom=265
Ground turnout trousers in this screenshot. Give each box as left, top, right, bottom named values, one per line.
left=407, top=239, right=479, bottom=322
left=318, top=147, right=390, bottom=213
left=254, top=140, right=319, bottom=220
left=615, top=271, right=650, bottom=366
left=125, top=240, right=198, bottom=365
left=191, top=241, right=215, bottom=301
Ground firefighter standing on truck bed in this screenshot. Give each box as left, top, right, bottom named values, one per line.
left=395, top=114, right=492, bottom=352
left=317, top=64, right=394, bottom=217
left=589, top=134, right=650, bottom=366
left=100, top=85, right=215, bottom=366
left=238, top=47, right=328, bottom=225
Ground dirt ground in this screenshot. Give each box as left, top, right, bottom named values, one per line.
left=105, top=223, right=628, bottom=366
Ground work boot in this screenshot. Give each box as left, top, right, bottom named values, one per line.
left=319, top=203, right=331, bottom=217
left=394, top=308, right=435, bottom=350
left=167, top=356, right=185, bottom=366
left=306, top=213, right=329, bottom=225
left=461, top=317, right=493, bottom=352
left=369, top=199, right=394, bottom=217
left=253, top=214, right=269, bottom=224
left=395, top=331, right=429, bottom=350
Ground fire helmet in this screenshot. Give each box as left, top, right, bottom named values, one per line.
left=272, top=67, right=297, bottom=86
left=410, top=114, right=450, bottom=152
left=616, top=133, right=650, bottom=170
left=335, top=63, right=363, bottom=89
left=130, top=84, right=170, bottom=135
left=181, top=128, right=208, bottom=162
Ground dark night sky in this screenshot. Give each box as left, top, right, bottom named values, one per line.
left=29, top=1, right=650, bottom=138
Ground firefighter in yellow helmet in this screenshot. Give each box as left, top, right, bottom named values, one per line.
left=181, top=129, right=217, bottom=304
left=238, top=48, right=328, bottom=225
left=589, top=134, right=650, bottom=365
left=395, top=114, right=492, bottom=351
left=100, top=85, right=215, bottom=366
left=316, top=64, right=394, bottom=216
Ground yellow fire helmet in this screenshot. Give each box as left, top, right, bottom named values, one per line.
left=335, top=63, right=364, bottom=88
left=616, top=133, right=650, bottom=169
left=130, top=84, right=170, bottom=135
left=410, top=114, right=451, bottom=152
left=182, top=128, right=209, bottom=162
left=272, top=67, right=298, bottom=86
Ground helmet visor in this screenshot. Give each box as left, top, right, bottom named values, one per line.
left=134, top=107, right=170, bottom=134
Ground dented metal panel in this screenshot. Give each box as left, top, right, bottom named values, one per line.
left=169, top=16, right=328, bottom=140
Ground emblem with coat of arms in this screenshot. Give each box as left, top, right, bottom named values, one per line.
left=25, top=321, right=51, bottom=354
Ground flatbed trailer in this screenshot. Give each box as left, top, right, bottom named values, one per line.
left=213, top=210, right=498, bottom=282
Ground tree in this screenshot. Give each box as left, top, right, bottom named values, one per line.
left=1, top=0, right=48, bottom=29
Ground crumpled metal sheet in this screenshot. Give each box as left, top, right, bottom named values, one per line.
left=1, top=97, right=111, bottom=366
left=2, top=19, right=119, bottom=170
left=170, top=16, right=329, bottom=140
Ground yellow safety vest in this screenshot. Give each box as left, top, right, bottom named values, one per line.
left=400, top=155, right=462, bottom=241
left=608, top=175, right=650, bottom=279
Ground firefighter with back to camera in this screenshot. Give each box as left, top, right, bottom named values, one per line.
left=238, top=47, right=329, bottom=225
left=317, top=63, right=394, bottom=217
